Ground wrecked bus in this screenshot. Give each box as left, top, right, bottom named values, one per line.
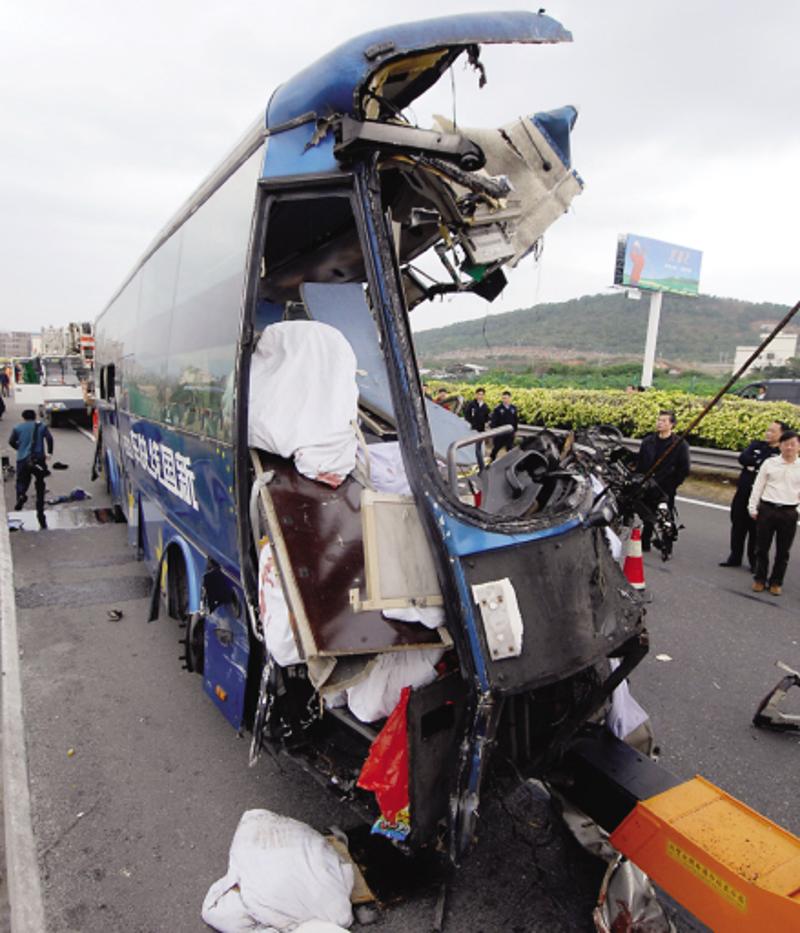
left=93, top=12, right=800, bottom=928
left=95, top=13, right=800, bottom=929
left=92, top=5, right=644, bottom=858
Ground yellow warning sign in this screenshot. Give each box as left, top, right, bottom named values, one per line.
left=667, top=840, right=748, bottom=912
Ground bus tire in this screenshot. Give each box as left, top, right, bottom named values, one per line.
left=169, top=549, right=204, bottom=675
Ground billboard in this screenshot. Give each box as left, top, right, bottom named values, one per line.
left=614, top=233, right=702, bottom=297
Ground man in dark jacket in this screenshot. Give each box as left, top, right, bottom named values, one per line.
left=9, top=409, right=54, bottom=529
left=719, top=420, right=786, bottom=569
left=489, top=391, right=518, bottom=461
left=635, top=410, right=690, bottom=551
left=464, top=387, right=490, bottom=432
left=464, top=387, right=490, bottom=469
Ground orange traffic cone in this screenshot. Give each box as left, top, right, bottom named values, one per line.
left=623, top=527, right=646, bottom=590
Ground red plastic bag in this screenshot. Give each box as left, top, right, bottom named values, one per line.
left=356, top=686, right=410, bottom=822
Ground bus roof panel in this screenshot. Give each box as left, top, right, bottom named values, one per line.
left=266, top=11, right=572, bottom=130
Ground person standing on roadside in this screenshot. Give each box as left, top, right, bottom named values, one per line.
left=719, top=420, right=786, bottom=570
left=489, top=390, right=518, bottom=461
left=464, top=387, right=490, bottom=433
left=464, top=387, right=490, bottom=469
left=9, top=409, right=54, bottom=529
left=748, top=429, right=800, bottom=596
left=635, top=410, right=690, bottom=551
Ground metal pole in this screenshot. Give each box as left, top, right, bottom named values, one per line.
left=641, top=295, right=800, bottom=483
left=640, top=290, right=663, bottom=388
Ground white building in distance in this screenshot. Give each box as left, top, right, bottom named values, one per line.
left=733, top=331, right=798, bottom=374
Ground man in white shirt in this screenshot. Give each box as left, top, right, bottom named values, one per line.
left=748, top=429, right=800, bottom=595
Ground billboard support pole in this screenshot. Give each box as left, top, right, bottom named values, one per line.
left=640, top=290, right=663, bottom=387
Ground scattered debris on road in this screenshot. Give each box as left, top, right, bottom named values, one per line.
left=753, top=662, right=800, bottom=733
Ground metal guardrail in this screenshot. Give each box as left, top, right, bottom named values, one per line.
left=519, top=425, right=742, bottom=475
left=616, top=437, right=741, bottom=474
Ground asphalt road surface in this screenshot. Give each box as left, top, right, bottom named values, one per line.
left=631, top=494, right=800, bottom=838
left=2, top=405, right=798, bottom=932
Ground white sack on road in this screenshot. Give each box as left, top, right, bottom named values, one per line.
left=202, top=809, right=354, bottom=933
left=249, top=321, right=359, bottom=487
left=295, top=924, right=350, bottom=933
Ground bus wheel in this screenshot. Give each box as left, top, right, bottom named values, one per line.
left=183, top=612, right=205, bottom=674
left=172, top=554, right=204, bottom=674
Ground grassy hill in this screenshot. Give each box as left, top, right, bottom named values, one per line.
left=413, top=292, right=790, bottom=364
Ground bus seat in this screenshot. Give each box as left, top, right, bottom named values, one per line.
left=300, top=282, right=477, bottom=467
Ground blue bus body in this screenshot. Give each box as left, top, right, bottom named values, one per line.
left=95, top=11, right=648, bottom=859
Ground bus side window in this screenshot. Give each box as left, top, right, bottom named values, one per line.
left=106, top=363, right=116, bottom=400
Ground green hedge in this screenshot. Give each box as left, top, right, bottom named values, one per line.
left=435, top=385, right=800, bottom=451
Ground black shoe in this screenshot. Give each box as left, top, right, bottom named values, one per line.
left=14, top=496, right=26, bottom=510
left=37, top=515, right=47, bottom=530
left=719, top=560, right=741, bottom=567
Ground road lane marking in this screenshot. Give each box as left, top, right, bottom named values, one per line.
left=0, top=486, right=47, bottom=931
left=676, top=496, right=728, bottom=512
left=677, top=495, right=800, bottom=525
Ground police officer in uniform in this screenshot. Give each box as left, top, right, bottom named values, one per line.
left=720, top=420, right=786, bottom=569
left=489, top=391, right=518, bottom=461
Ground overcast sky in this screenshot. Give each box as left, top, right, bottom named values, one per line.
left=2, top=1, right=799, bottom=335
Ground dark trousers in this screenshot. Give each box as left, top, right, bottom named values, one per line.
left=754, top=502, right=798, bottom=586
left=729, top=487, right=756, bottom=567
left=642, top=491, right=676, bottom=548
left=490, top=435, right=514, bottom=462
left=15, top=458, right=47, bottom=519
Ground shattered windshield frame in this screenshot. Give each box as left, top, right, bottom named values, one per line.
left=350, top=154, right=594, bottom=535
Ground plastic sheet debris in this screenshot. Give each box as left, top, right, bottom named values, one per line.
left=654, top=654, right=672, bottom=662
left=202, top=809, right=354, bottom=933
left=357, top=687, right=410, bottom=828
left=753, top=662, right=800, bottom=733
left=369, top=808, right=411, bottom=843
left=107, top=609, right=123, bottom=622
left=606, top=658, right=650, bottom=744
left=258, top=542, right=302, bottom=667
left=8, top=506, right=121, bottom=531
left=46, top=487, right=91, bottom=505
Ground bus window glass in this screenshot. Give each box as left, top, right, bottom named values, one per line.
left=103, top=272, right=142, bottom=412
left=166, top=149, right=261, bottom=439
left=257, top=194, right=396, bottom=436
left=131, top=233, right=181, bottom=421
